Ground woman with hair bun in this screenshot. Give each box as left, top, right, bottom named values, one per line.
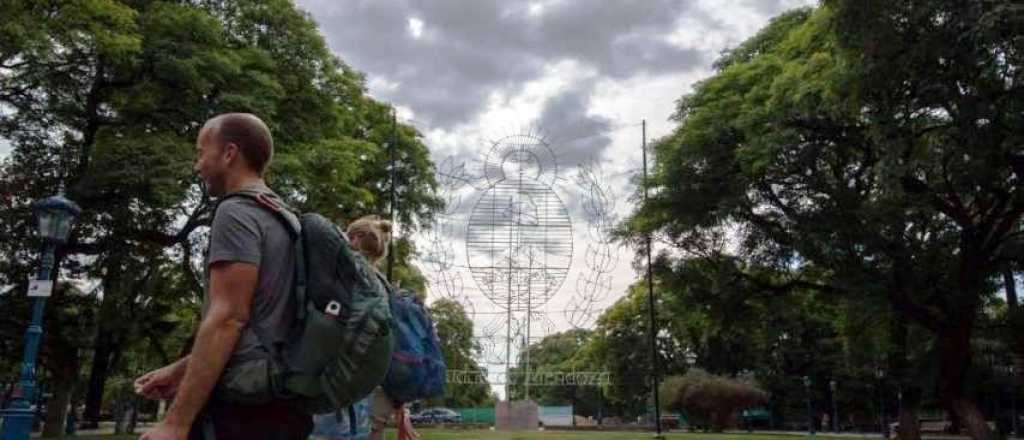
left=346, top=216, right=420, bottom=440
left=346, top=215, right=393, bottom=266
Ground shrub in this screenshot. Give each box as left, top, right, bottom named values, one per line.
left=660, top=369, right=768, bottom=432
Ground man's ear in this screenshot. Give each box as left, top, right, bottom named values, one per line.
left=222, top=142, right=240, bottom=164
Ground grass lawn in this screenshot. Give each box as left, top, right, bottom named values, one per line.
left=41, top=430, right=849, bottom=440
left=412, top=431, right=843, bottom=440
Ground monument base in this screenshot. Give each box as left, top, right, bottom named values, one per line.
left=494, top=399, right=539, bottom=430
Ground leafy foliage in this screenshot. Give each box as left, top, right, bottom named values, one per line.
left=0, top=0, right=443, bottom=422
left=661, top=370, right=768, bottom=432
left=621, top=2, right=1023, bottom=438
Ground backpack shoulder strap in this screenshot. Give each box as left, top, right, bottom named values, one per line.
left=215, top=189, right=309, bottom=324
left=217, top=188, right=300, bottom=237
left=372, top=269, right=396, bottom=296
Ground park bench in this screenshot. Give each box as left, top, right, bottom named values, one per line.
left=897, top=419, right=997, bottom=434
left=918, top=420, right=950, bottom=433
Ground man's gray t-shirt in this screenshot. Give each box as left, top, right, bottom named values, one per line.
left=204, top=184, right=296, bottom=367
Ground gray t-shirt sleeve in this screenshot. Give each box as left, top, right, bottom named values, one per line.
left=208, top=200, right=262, bottom=266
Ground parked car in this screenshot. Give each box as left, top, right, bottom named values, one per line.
left=410, top=408, right=461, bottom=424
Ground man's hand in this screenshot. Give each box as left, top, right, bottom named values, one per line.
left=135, top=357, right=189, bottom=400
left=140, top=421, right=190, bottom=440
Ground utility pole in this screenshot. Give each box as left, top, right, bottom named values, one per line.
left=387, top=108, right=397, bottom=282
left=641, top=119, right=664, bottom=438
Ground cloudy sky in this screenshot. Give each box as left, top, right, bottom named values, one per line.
left=0, top=0, right=816, bottom=394
left=292, top=0, right=815, bottom=393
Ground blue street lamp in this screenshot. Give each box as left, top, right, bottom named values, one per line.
left=0, top=194, right=81, bottom=440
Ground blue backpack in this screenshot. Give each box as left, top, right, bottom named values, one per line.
left=380, top=285, right=447, bottom=404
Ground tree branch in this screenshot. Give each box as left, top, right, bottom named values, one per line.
left=900, top=175, right=973, bottom=227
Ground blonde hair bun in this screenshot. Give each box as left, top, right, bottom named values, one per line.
left=346, top=215, right=392, bottom=264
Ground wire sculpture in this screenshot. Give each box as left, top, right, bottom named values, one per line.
left=421, top=127, right=621, bottom=394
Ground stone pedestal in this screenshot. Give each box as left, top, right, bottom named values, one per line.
left=495, top=400, right=539, bottom=430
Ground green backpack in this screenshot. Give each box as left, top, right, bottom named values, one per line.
left=213, top=189, right=393, bottom=415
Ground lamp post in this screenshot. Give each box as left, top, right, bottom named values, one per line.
left=830, top=380, right=839, bottom=433
left=804, top=376, right=815, bottom=436
left=1010, top=365, right=1018, bottom=438
left=877, top=367, right=888, bottom=440
left=0, top=194, right=81, bottom=440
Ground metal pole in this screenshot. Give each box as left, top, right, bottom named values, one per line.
left=808, top=394, right=815, bottom=436
left=1013, top=377, right=1018, bottom=437
left=805, top=377, right=815, bottom=436
left=1012, top=366, right=1018, bottom=438
left=505, top=232, right=513, bottom=407
left=505, top=261, right=512, bottom=404
left=1, top=242, right=56, bottom=440
left=524, top=250, right=532, bottom=401
left=880, top=375, right=888, bottom=439
left=641, top=119, right=663, bottom=438
left=387, top=108, right=397, bottom=282
left=831, top=380, right=839, bottom=433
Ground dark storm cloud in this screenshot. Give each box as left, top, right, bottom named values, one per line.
left=535, top=80, right=614, bottom=168
left=297, top=0, right=711, bottom=128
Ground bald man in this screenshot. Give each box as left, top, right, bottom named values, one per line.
left=135, top=113, right=311, bottom=440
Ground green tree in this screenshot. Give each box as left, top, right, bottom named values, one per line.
left=624, top=3, right=1023, bottom=439
left=427, top=299, right=494, bottom=408
left=654, top=257, right=854, bottom=427
left=0, top=0, right=442, bottom=425
left=583, top=282, right=689, bottom=418
left=508, top=329, right=607, bottom=419
left=661, top=370, right=768, bottom=432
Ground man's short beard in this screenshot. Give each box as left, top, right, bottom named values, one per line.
left=204, top=174, right=227, bottom=197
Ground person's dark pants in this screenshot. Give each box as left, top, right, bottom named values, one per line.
left=189, top=400, right=312, bottom=440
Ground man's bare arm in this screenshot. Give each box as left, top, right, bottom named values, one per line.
left=161, top=261, right=258, bottom=429
left=134, top=354, right=192, bottom=399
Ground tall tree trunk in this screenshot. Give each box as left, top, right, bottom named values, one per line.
left=83, top=327, right=117, bottom=427
left=83, top=261, right=128, bottom=427
left=891, top=315, right=922, bottom=440
left=1007, top=266, right=1020, bottom=311
left=1003, top=267, right=1024, bottom=387
left=41, top=344, right=80, bottom=438
left=898, top=387, right=923, bottom=440
left=938, top=323, right=993, bottom=440
left=41, top=376, right=73, bottom=438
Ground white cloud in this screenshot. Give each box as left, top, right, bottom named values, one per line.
left=407, top=17, right=424, bottom=39
left=367, top=76, right=400, bottom=94
left=527, top=2, right=544, bottom=17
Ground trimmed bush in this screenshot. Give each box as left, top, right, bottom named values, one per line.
left=660, top=369, right=768, bottom=432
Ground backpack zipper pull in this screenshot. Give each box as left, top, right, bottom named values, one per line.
left=325, top=301, right=342, bottom=319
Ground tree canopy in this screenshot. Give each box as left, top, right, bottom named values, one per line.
left=0, top=0, right=442, bottom=426
left=426, top=299, right=494, bottom=408
left=623, top=2, right=1023, bottom=439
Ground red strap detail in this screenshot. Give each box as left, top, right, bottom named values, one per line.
left=254, top=193, right=282, bottom=212
left=392, top=352, right=425, bottom=364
